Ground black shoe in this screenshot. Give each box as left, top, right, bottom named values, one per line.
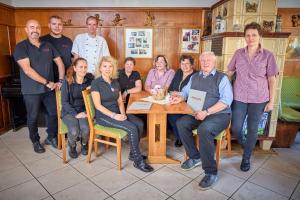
left=81, top=144, right=88, bottom=156
left=44, top=137, right=58, bottom=148
left=133, top=160, right=154, bottom=172
left=33, top=141, right=45, bottom=153
left=198, top=174, right=218, bottom=190
left=68, top=145, right=78, bottom=159
left=174, top=139, right=183, bottom=147
left=240, top=158, right=251, bottom=172
left=128, top=154, right=147, bottom=161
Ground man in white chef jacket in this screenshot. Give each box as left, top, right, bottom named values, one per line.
left=72, top=16, right=110, bottom=74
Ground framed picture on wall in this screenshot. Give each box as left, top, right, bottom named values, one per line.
left=286, top=36, right=300, bottom=60
left=125, top=28, right=153, bottom=58
left=180, top=28, right=201, bottom=53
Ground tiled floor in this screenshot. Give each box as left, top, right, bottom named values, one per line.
left=0, top=128, right=299, bottom=200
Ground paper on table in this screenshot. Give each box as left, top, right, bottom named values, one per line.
left=127, top=101, right=153, bottom=110
left=141, top=93, right=170, bottom=105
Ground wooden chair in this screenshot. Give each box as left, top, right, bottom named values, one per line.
left=82, top=89, right=128, bottom=170
left=184, top=127, right=231, bottom=168
left=55, top=89, right=68, bottom=163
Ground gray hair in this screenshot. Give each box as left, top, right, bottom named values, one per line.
left=199, top=51, right=217, bottom=62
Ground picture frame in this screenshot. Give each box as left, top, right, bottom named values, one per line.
left=286, top=36, right=300, bottom=60
left=125, top=28, right=153, bottom=58
left=180, top=28, right=201, bottom=53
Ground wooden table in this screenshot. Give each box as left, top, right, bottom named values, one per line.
left=126, top=91, right=193, bottom=164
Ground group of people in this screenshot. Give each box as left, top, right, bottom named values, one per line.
left=13, top=15, right=278, bottom=190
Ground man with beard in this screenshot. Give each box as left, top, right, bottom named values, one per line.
left=13, top=19, right=65, bottom=153
left=41, top=16, right=72, bottom=83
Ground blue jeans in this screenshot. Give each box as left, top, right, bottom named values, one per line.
left=23, top=91, right=58, bottom=143
left=168, top=114, right=184, bottom=141
left=230, top=100, right=267, bottom=160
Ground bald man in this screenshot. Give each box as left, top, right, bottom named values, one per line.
left=13, top=19, right=65, bottom=153
left=170, top=52, right=233, bottom=190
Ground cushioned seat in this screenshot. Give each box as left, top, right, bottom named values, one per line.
left=280, top=106, right=300, bottom=122
left=192, top=129, right=225, bottom=140
left=94, top=124, right=127, bottom=139
left=281, top=76, right=300, bottom=109
left=279, top=76, right=300, bottom=123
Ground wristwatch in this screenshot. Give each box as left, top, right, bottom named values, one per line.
left=44, top=80, right=49, bottom=86
left=59, top=79, right=64, bottom=84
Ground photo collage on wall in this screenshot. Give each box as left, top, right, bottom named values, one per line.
left=125, top=28, right=153, bottom=58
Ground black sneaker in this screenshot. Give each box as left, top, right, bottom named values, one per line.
left=133, top=160, right=154, bottom=172
left=198, top=174, right=218, bottom=190
left=81, top=144, right=88, bottom=156
left=240, top=158, right=251, bottom=172
left=33, top=141, right=45, bottom=153
left=181, top=158, right=201, bottom=171
left=174, top=139, right=183, bottom=147
left=44, top=137, right=58, bottom=148
left=68, top=145, right=78, bottom=159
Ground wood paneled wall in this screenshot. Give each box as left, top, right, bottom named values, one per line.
left=0, top=4, right=15, bottom=133
left=278, top=8, right=300, bottom=76
left=14, top=8, right=205, bottom=76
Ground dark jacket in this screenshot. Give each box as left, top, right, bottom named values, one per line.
left=61, top=73, right=94, bottom=118
left=168, top=69, right=197, bottom=92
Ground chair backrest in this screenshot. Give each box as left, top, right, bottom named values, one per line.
left=55, top=89, right=68, bottom=134
left=82, top=89, right=95, bottom=128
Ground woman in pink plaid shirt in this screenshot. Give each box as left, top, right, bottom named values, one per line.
left=227, top=22, right=278, bottom=172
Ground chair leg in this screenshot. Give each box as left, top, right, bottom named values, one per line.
left=117, top=138, right=122, bottom=170
left=105, top=137, right=110, bottom=151
left=226, top=128, right=231, bottom=156
left=57, top=132, right=62, bottom=150
left=94, top=141, right=99, bottom=157
left=216, top=140, right=221, bottom=168
left=87, top=131, right=94, bottom=163
left=61, top=134, right=67, bottom=163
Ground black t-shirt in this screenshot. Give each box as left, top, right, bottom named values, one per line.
left=40, top=34, right=73, bottom=82
left=168, top=69, right=197, bottom=92
left=13, top=39, right=60, bottom=95
left=117, top=69, right=141, bottom=93
left=61, top=73, right=94, bottom=118
left=91, top=76, right=121, bottom=119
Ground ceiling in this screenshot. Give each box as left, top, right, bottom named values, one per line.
left=0, top=0, right=299, bottom=8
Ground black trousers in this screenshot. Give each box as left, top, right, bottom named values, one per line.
left=177, top=113, right=231, bottom=175
left=23, top=91, right=58, bottom=144
left=96, top=114, right=144, bottom=162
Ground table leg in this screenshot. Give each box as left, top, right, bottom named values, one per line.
left=147, top=113, right=180, bottom=164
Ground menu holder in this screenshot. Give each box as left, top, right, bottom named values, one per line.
left=187, top=89, right=206, bottom=112
left=127, top=101, right=153, bottom=111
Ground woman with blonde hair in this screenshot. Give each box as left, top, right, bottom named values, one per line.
left=61, top=57, right=94, bottom=159
left=91, top=56, right=153, bottom=172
